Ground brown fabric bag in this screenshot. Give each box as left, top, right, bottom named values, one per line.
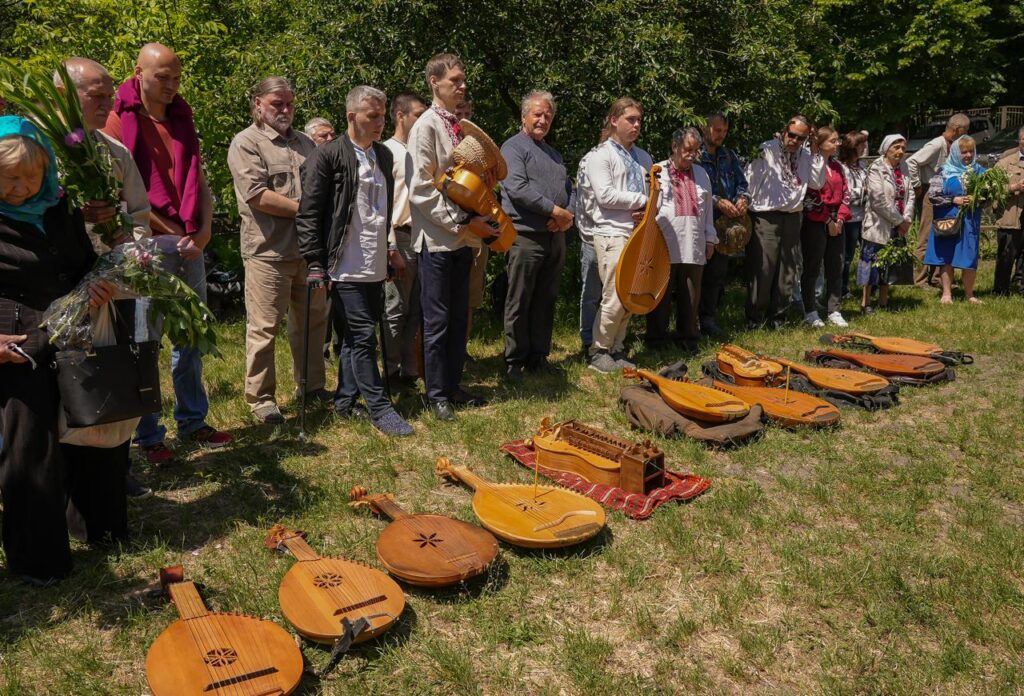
left=618, top=361, right=764, bottom=446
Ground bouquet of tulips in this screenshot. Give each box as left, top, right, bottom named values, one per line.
left=0, top=59, right=131, bottom=246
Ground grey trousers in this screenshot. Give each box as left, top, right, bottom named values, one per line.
left=504, top=231, right=566, bottom=366
left=383, top=227, right=420, bottom=378
left=646, top=263, right=703, bottom=344
left=745, top=210, right=802, bottom=325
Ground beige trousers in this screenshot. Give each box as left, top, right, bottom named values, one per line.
left=590, top=234, right=631, bottom=355
left=243, top=257, right=328, bottom=407
left=468, top=244, right=490, bottom=309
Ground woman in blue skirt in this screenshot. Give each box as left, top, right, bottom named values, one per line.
left=925, top=136, right=985, bottom=304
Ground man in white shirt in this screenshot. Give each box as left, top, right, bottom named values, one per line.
left=297, top=86, right=413, bottom=437
left=906, top=113, right=969, bottom=287
left=382, top=91, right=426, bottom=387
left=407, top=54, right=494, bottom=420
left=744, top=114, right=826, bottom=328
left=582, top=97, right=653, bottom=373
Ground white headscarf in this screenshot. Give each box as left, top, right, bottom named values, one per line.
left=878, top=134, right=906, bottom=158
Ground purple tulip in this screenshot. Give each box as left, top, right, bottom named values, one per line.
left=64, top=128, right=86, bottom=147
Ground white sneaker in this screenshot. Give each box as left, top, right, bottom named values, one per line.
left=804, top=311, right=825, bottom=328
left=827, top=311, right=849, bottom=327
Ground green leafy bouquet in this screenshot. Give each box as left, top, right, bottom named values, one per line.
left=0, top=59, right=131, bottom=246
left=43, top=238, right=220, bottom=356
left=963, top=167, right=1010, bottom=214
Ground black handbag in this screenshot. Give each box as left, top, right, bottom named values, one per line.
left=932, top=215, right=962, bottom=238
left=54, top=301, right=161, bottom=428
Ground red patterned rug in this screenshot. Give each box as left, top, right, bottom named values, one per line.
left=500, top=440, right=712, bottom=520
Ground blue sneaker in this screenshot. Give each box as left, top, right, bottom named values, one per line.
left=372, top=408, right=414, bottom=437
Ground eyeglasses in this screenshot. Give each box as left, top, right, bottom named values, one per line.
left=785, top=131, right=808, bottom=142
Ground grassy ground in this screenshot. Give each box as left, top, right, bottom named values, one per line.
left=2, top=259, right=1023, bottom=695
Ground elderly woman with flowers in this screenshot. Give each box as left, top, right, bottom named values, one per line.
left=0, top=115, right=127, bottom=586
left=925, top=136, right=986, bottom=304
left=859, top=134, right=915, bottom=314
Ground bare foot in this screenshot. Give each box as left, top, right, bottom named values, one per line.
left=967, top=296, right=984, bottom=304
left=940, top=296, right=953, bottom=305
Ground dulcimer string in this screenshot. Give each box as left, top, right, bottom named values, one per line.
left=449, top=465, right=586, bottom=527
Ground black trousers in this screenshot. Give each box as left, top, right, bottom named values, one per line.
left=994, top=227, right=1024, bottom=295
left=332, top=280, right=390, bottom=417
left=0, top=362, right=128, bottom=580
left=646, top=263, right=703, bottom=344
left=419, top=246, right=472, bottom=402
left=745, top=210, right=802, bottom=325
left=66, top=441, right=129, bottom=544
left=699, top=250, right=729, bottom=324
left=503, top=231, right=566, bottom=367
left=800, top=220, right=845, bottom=315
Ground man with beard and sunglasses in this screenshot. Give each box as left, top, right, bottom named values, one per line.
left=228, top=76, right=328, bottom=425
left=744, top=114, right=826, bottom=328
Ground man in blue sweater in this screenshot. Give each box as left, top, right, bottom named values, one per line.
left=500, top=90, right=575, bottom=382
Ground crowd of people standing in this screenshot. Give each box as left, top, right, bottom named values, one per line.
left=1, top=44, right=1023, bottom=585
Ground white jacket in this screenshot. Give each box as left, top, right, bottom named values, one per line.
left=581, top=139, right=653, bottom=238
left=861, top=157, right=916, bottom=245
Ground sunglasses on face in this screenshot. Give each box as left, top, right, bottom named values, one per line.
left=785, top=131, right=808, bottom=142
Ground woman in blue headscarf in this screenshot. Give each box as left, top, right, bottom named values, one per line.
left=0, top=115, right=125, bottom=586
left=925, top=135, right=986, bottom=304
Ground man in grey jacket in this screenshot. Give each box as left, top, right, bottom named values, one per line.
left=906, top=113, right=969, bottom=287
left=500, top=90, right=574, bottom=382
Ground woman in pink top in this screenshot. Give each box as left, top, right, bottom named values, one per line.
left=800, top=126, right=851, bottom=327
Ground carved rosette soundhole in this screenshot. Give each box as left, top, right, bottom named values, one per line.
left=516, top=500, right=547, bottom=512
left=414, top=532, right=444, bottom=548
left=204, top=647, right=238, bottom=667
left=313, top=572, right=343, bottom=588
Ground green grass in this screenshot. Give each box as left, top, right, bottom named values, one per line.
left=2, top=258, right=1024, bottom=694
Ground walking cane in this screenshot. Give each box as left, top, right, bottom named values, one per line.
left=378, top=283, right=392, bottom=403
left=298, top=281, right=313, bottom=442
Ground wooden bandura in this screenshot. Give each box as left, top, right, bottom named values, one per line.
left=528, top=418, right=666, bottom=494
left=768, top=355, right=891, bottom=394
left=614, top=165, right=670, bottom=315
left=830, top=332, right=944, bottom=357
left=145, top=565, right=303, bottom=696
left=434, top=457, right=606, bottom=549
left=706, top=380, right=840, bottom=428
left=716, top=345, right=784, bottom=386
left=264, top=525, right=405, bottom=645
left=622, top=367, right=750, bottom=423
left=808, top=348, right=945, bottom=378
left=348, top=487, right=499, bottom=588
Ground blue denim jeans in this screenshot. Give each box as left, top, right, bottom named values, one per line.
left=135, top=250, right=210, bottom=445
left=579, top=237, right=601, bottom=348
left=332, top=281, right=390, bottom=417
